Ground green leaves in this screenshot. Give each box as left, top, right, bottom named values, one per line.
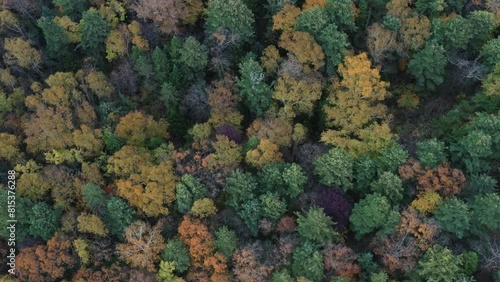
left=408, top=41, right=447, bottom=92
left=237, top=53, right=273, bottom=117
left=162, top=239, right=191, bottom=273
left=205, top=0, right=255, bottom=44
left=416, top=138, right=447, bottom=168
left=292, top=241, right=324, bottom=281
left=78, top=8, right=111, bottom=58
left=435, top=198, right=471, bottom=239
left=175, top=174, right=207, bottom=214
left=349, top=193, right=399, bottom=240
left=296, top=206, right=337, bottom=244
left=415, top=245, right=461, bottom=282
left=215, top=226, right=238, bottom=258
left=314, top=148, right=354, bottom=191
left=225, top=169, right=258, bottom=209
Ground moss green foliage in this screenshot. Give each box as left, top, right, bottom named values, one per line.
left=415, top=245, right=461, bottom=281
left=314, top=148, right=354, bottom=191
left=162, top=239, right=191, bottom=273
left=296, top=206, right=337, bottom=244
left=416, top=138, right=447, bottom=168
left=215, top=226, right=238, bottom=258
left=435, top=198, right=471, bottom=239
left=408, top=41, right=447, bottom=92
left=205, top=0, right=255, bottom=43
left=349, top=193, right=399, bottom=239
left=175, top=174, right=207, bottom=214
left=291, top=241, right=324, bottom=281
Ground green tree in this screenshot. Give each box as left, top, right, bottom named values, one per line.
left=470, top=193, right=500, bottom=237
left=0, top=191, right=32, bottom=241
left=415, top=0, right=446, bottom=17
left=408, top=41, right=447, bottom=92
left=238, top=199, right=262, bottom=236
left=178, top=36, right=208, bottom=73
left=259, top=163, right=307, bottom=200
left=259, top=192, right=287, bottom=222
left=318, top=23, right=350, bottom=75
left=103, top=196, right=136, bottom=237
left=481, top=36, right=500, bottom=70
left=435, top=198, right=471, bottom=239
left=467, top=11, right=496, bottom=52
left=314, top=148, right=354, bottom=191
left=37, top=17, right=70, bottom=60
left=415, top=245, right=461, bottom=282
left=81, top=183, right=108, bottom=213
left=29, top=202, right=62, bottom=240
left=292, top=241, right=324, bottom=281
left=225, top=169, right=258, bottom=209
left=205, top=0, right=255, bottom=44
left=441, top=15, right=472, bottom=50
left=162, top=239, right=191, bottom=273
left=215, top=226, right=238, bottom=258
left=416, top=138, right=447, bottom=168
left=78, top=8, right=111, bottom=58
left=237, top=53, right=273, bottom=117
left=295, top=7, right=329, bottom=37
left=325, top=0, right=356, bottom=32
left=296, top=206, right=337, bottom=244
left=175, top=174, right=207, bottom=214
left=349, top=193, right=399, bottom=239
left=370, top=172, right=403, bottom=205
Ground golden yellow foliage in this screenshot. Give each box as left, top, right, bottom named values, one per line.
left=410, top=191, right=442, bottom=215
left=246, top=117, right=293, bottom=147
left=54, top=16, right=81, bottom=43
left=208, top=135, right=243, bottom=169
left=272, top=3, right=301, bottom=32
left=322, top=53, right=392, bottom=156
left=302, top=0, right=326, bottom=10
left=3, top=37, right=43, bottom=70
left=273, top=73, right=323, bottom=118
left=245, top=139, right=283, bottom=168
left=115, top=111, right=169, bottom=146
left=0, top=133, right=22, bottom=163
left=98, top=0, right=126, bottom=28
left=73, top=239, right=90, bottom=264
left=128, top=20, right=149, bottom=50
left=106, top=25, right=130, bottom=61
left=190, top=198, right=218, bottom=218
left=278, top=31, right=325, bottom=71
left=77, top=213, right=108, bottom=236
left=261, top=45, right=282, bottom=73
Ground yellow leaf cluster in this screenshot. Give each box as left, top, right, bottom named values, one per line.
left=190, top=198, right=218, bottom=218
left=278, top=31, right=325, bottom=71
left=3, top=37, right=43, bottom=70
left=410, top=191, right=442, bottom=215
left=245, top=139, right=283, bottom=168
left=273, top=3, right=301, bottom=32
left=77, top=213, right=108, bottom=236
left=273, top=73, right=322, bottom=118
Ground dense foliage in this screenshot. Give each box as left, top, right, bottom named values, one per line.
left=0, top=0, right=499, bottom=281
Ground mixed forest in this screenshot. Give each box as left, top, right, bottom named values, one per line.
left=0, top=0, right=500, bottom=281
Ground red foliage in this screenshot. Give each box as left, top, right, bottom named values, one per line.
left=323, top=243, right=361, bottom=279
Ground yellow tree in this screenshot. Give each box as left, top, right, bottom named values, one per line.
left=117, top=219, right=166, bottom=272
left=3, top=37, right=43, bottom=71
left=272, top=3, right=301, bottom=32
left=273, top=73, right=323, bottom=118
left=208, top=135, right=243, bottom=170
left=207, top=76, right=243, bottom=130
left=115, top=111, right=169, bottom=147
left=77, top=213, right=108, bottom=236
left=278, top=31, right=325, bottom=72
left=322, top=53, right=392, bottom=156
left=246, top=139, right=283, bottom=168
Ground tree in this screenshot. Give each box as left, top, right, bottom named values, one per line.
left=178, top=215, right=215, bottom=268
left=208, top=134, right=243, bottom=169
left=205, top=0, right=255, bottom=44
left=324, top=0, right=356, bottom=32
left=245, top=139, right=283, bottom=169
left=3, top=37, right=43, bottom=71
left=435, top=198, right=471, bottom=239
left=273, top=73, right=323, bottom=118
left=370, top=172, right=403, bottom=205
left=296, top=7, right=329, bottom=37
left=115, top=111, right=169, bottom=147
left=132, top=0, right=185, bottom=34
left=29, top=202, right=61, bottom=240
left=38, top=17, right=70, bottom=60
left=237, top=53, right=273, bottom=117
left=272, top=3, right=301, bottom=32
left=349, top=193, right=399, bottom=239
left=481, top=36, right=500, bottom=70
left=367, top=23, right=397, bottom=64
left=259, top=163, right=307, bottom=200
left=215, top=226, right=238, bottom=258
left=103, top=196, right=136, bottom=237
left=318, top=23, right=350, bottom=75
left=314, top=148, right=354, bottom=191
left=296, top=206, right=337, bottom=244
left=259, top=192, right=287, bottom=221
left=162, top=239, right=191, bottom=273
left=16, top=232, right=76, bottom=281
left=292, top=241, right=324, bottom=281
left=157, top=260, right=184, bottom=282
left=414, top=0, right=445, bottom=16
left=233, top=243, right=273, bottom=281
left=175, top=174, right=207, bottom=214
left=407, top=41, right=447, bottom=92
left=470, top=193, right=500, bottom=237
left=415, top=245, right=461, bottom=282
left=190, top=198, right=218, bottom=218
left=468, top=11, right=496, bottom=52
left=323, top=243, right=361, bottom=279
left=322, top=53, right=392, bottom=156
left=224, top=169, right=258, bottom=209
left=416, top=138, right=447, bottom=168
left=77, top=213, right=108, bottom=236
left=278, top=31, right=325, bottom=72
left=178, top=36, right=208, bottom=73
left=314, top=187, right=353, bottom=230
left=117, top=219, right=165, bottom=272
left=82, top=183, right=108, bottom=212
left=78, top=8, right=111, bottom=58
left=238, top=199, right=262, bottom=236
